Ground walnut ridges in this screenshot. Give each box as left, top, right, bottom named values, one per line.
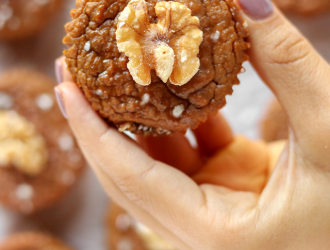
left=0, top=111, right=48, bottom=176
left=63, top=0, right=249, bottom=135
left=116, top=0, right=203, bottom=86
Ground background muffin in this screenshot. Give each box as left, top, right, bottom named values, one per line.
left=0, top=0, right=64, bottom=40
left=0, top=69, right=85, bottom=214
left=107, top=203, right=175, bottom=250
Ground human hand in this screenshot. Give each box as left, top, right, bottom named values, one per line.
left=54, top=0, right=330, bottom=249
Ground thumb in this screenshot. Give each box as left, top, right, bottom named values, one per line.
left=236, top=0, right=330, bottom=162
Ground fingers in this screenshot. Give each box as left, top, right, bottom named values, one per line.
left=137, top=133, right=203, bottom=175
left=236, top=0, right=330, bottom=161
left=193, top=136, right=269, bottom=193
left=193, top=113, right=234, bottom=157
left=267, top=140, right=287, bottom=178
left=55, top=56, right=72, bottom=83
left=136, top=112, right=233, bottom=175
left=55, top=82, right=209, bottom=242
left=80, top=148, right=193, bottom=250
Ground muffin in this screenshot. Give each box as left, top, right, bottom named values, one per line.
left=0, top=69, right=85, bottom=214
left=63, top=0, right=249, bottom=136
left=260, top=98, right=288, bottom=142
left=273, top=0, right=330, bottom=15
left=0, top=232, right=73, bottom=250
left=107, top=203, right=175, bottom=250
left=0, top=0, right=64, bottom=40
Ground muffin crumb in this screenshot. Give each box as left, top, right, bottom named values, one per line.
left=173, top=105, right=185, bottom=118
left=15, top=184, right=34, bottom=201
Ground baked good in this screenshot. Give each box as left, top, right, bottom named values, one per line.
left=63, top=0, right=249, bottom=136
left=0, top=0, right=64, bottom=40
left=273, top=0, right=330, bottom=15
left=260, top=98, right=288, bottom=142
left=0, top=69, right=85, bottom=214
left=0, top=232, right=73, bottom=250
left=107, top=203, right=175, bottom=250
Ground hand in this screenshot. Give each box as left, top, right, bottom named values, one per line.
left=54, top=0, right=330, bottom=249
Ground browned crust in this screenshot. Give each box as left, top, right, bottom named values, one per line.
left=63, top=0, right=249, bottom=136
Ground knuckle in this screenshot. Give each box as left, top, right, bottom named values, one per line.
left=114, top=160, right=157, bottom=208
left=116, top=173, right=147, bottom=204
left=266, top=26, right=312, bottom=66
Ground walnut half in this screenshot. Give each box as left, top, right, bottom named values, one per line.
left=0, top=111, right=48, bottom=176
left=116, top=0, right=203, bottom=86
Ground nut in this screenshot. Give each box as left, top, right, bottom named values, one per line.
left=0, top=111, right=48, bottom=176
left=116, top=0, right=203, bottom=86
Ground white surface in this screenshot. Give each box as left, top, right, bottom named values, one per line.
left=0, top=1, right=329, bottom=249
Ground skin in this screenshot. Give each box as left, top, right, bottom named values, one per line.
left=56, top=4, right=330, bottom=250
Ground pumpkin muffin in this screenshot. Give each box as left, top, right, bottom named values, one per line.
left=107, top=202, right=175, bottom=250
left=0, top=69, right=85, bottom=214
left=63, top=0, right=249, bottom=136
left=0, top=0, right=64, bottom=40
left=0, top=232, right=73, bottom=250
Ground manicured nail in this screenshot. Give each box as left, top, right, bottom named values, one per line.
left=54, top=87, right=68, bottom=119
left=55, top=59, right=63, bottom=84
left=237, top=0, right=274, bottom=21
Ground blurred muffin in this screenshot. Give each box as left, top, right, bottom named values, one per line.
left=0, top=69, right=85, bottom=214
left=0, top=0, right=64, bottom=40
left=0, top=232, right=73, bottom=250
left=260, top=98, right=288, bottom=142
left=107, top=203, right=175, bottom=250
left=273, top=0, right=330, bottom=15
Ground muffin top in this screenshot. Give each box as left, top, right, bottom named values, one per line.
left=64, top=0, right=249, bottom=135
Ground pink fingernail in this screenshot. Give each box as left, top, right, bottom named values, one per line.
left=55, top=60, right=63, bottom=84
left=237, top=0, right=274, bottom=20
left=54, top=87, right=68, bottom=119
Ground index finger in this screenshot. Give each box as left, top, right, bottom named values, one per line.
left=55, top=81, right=211, bottom=243
left=193, top=113, right=233, bottom=157
left=236, top=0, right=330, bottom=161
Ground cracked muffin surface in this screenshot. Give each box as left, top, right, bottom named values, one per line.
left=63, top=0, right=249, bottom=136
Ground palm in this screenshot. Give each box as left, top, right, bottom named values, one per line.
left=138, top=114, right=284, bottom=194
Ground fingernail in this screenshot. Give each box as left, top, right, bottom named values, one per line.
left=55, top=60, right=63, bottom=84
left=237, top=0, right=274, bottom=21
left=54, top=87, right=68, bottom=119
